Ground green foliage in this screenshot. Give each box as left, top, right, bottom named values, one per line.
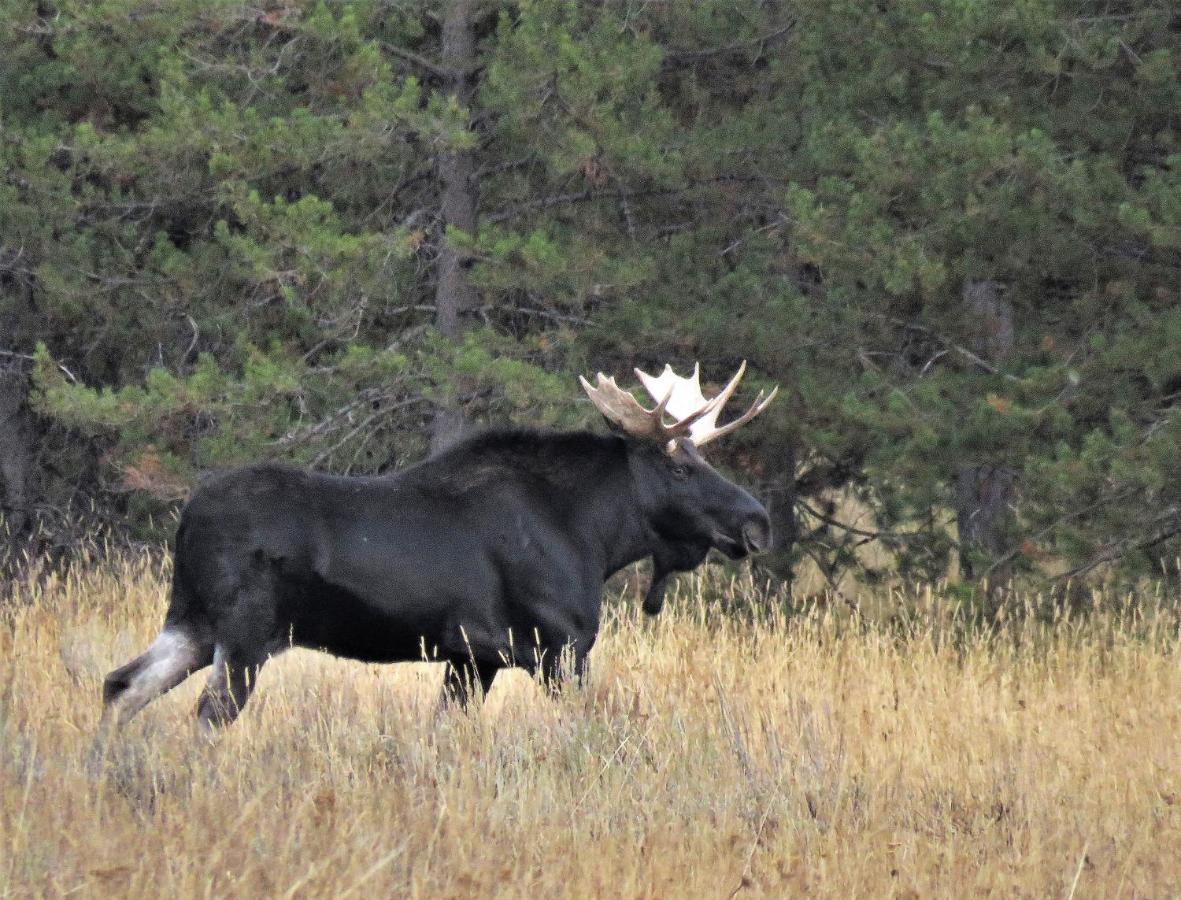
left=2, top=0, right=1180, bottom=583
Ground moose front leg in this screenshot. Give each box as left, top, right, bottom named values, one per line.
left=505, top=572, right=600, bottom=697
left=527, top=629, right=595, bottom=698
left=440, top=655, right=501, bottom=708
left=546, top=646, right=591, bottom=695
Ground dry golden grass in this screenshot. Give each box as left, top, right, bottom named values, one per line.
left=2, top=554, right=1180, bottom=898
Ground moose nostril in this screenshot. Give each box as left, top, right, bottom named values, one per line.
left=741, top=518, right=771, bottom=553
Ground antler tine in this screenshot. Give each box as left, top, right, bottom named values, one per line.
left=670, top=388, right=731, bottom=434
left=691, top=384, right=780, bottom=447
left=581, top=361, right=778, bottom=446
left=652, top=382, right=674, bottom=421
left=580, top=372, right=678, bottom=441
left=634, top=362, right=719, bottom=437
left=634, top=363, right=702, bottom=419
left=705, top=359, right=747, bottom=419
left=580, top=374, right=632, bottom=423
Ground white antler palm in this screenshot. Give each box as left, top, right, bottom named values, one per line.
left=580, top=361, right=777, bottom=447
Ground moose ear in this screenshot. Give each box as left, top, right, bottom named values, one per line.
left=598, top=414, right=631, bottom=437
left=591, top=405, right=668, bottom=447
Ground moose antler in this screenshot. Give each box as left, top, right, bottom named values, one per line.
left=580, top=361, right=777, bottom=448
left=578, top=372, right=721, bottom=444
left=636, top=360, right=778, bottom=447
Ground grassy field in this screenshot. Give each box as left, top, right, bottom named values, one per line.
left=2, top=553, right=1180, bottom=898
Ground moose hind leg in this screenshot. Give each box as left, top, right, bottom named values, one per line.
left=196, top=644, right=270, bottom=732
left=196, top=554, right=285, bottom=732
left=100, top=630, right=212, bottom=730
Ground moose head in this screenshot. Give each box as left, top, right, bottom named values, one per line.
left=580, top=362, right=778, bottom=614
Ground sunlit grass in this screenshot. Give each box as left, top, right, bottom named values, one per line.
left=2, top=552, right=1179, bottom=897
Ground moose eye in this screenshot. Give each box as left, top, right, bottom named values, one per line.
left=671, top=463, right=689, bottom=480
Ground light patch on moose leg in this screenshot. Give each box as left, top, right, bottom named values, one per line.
left=196, top=645, right=230, bottom=735
left=100, top=629, right=207, bottom=730
left=196, top=645, right=267, bottom=734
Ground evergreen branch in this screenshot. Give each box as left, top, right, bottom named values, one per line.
left=798, top=543, right=859, bottom=612
left=718, top=216, right=789, bottom=257
left=874, top=315, right=1021, bottom=382
left=663, top=22, right=797, bottom=63
left=272, top=388, right=408, bottom=449
left=309, top=397, right=431, bottom=467
left=385, top=304, right=440, bottom=316
left=794, top=452, right=865, bottom=497
left=182, top=315, right=200, bottom=365
left=310, top=408, right=389, bottom=468
left=977, top=491, right=1136, bottom=583
left=0, top=244, right=35, bottom=280
left=483, top=171, right=786, bottom=226
left=484, top=184, right=715, bottom=225
left=379, top=42, right=453, bottom=81
left=474, top=156, right=537, bottom=179
left=951, top=344, right=1016, bottom=380
left=796, top=498, right=910, bottom=542
left=0, top=350, right=77, bottom=384
left=483, top=190, right=594, bottom=224
left=1053, top=508, right=1181, bottom=582
left=484, top=304, right=591, bottom=326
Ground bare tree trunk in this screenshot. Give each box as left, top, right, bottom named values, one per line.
left=0, top=363, right=33, bottom=539
left=956, top=279, right=1016, bottom=585
left=956, top=464, right=1017, bottom=580
left=772, top=443, right=799, bottom=554
left=762, top=443, right=798, bottom=579
left=430, top=0, right=480, bottom=454
left=1, top=257, right=40, bottom=562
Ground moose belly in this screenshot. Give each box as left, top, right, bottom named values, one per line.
left=276, top=569, right=450, bottom=663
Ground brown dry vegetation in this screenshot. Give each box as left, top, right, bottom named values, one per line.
left=2, top=554, right=1180, bottom=898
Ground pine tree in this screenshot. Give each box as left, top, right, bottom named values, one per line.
left=3, top=0, right=1179, bottom=589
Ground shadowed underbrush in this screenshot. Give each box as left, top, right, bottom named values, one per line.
left=2, top=553, right=1179, bottom=897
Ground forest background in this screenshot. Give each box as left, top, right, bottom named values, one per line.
left=2, top=0, right=1179, bottom=591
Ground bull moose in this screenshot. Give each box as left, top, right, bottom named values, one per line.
left=99, top=362, right=777, bottom=733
